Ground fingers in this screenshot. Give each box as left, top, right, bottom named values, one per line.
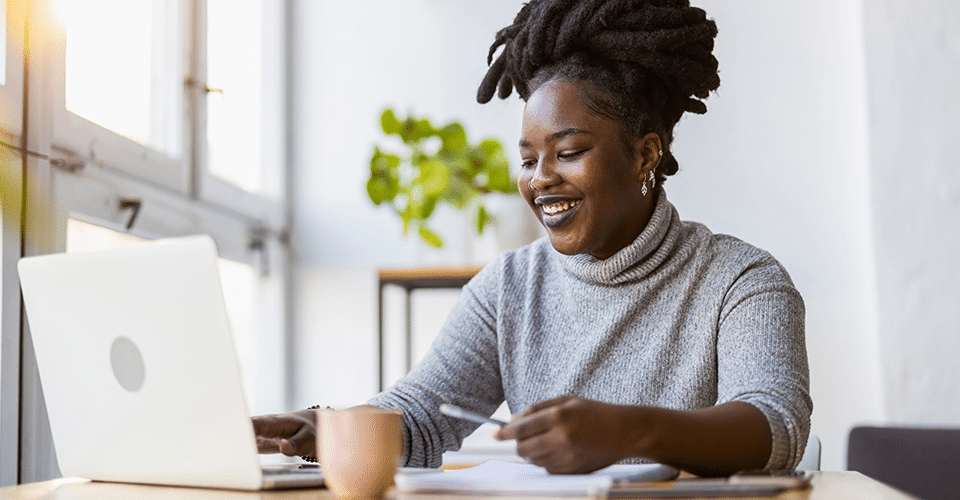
left=252, top=413, right=305, bottom=439
left=496, top=396, right=575, bottom=441
left=279, top=423, right=316, bottom=457
left=251, top=410, right=318, bottom=457
left=516, top=395, right=573, bottom=418
left=495, top=409, right=553, bottom=441
left=256, top=437, right=282, bottom=454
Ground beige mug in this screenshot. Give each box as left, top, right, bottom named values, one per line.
left=318, top=407, right=403, bottom=498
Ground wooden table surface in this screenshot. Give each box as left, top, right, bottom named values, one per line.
left=1, top=471, right=915, bottom=500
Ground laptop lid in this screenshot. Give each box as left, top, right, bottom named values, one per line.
left=18, top=235, right=314, bottom=490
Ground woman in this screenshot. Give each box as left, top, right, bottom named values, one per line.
left=255, top=0, right=811, bottom=476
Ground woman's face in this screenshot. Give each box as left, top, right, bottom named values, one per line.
left=518, top=80, right=654, bottom=260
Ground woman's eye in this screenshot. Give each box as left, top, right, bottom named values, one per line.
left=558, top=149, right=586, bottom=160
left=521, top=159, right=537, bottom=169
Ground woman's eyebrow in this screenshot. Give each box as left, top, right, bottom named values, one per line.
left=519, top=127, right=592, bottom=148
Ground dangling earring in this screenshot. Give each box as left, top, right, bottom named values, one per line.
left=642, top=150, right=663, bottom=196
left=642, top=170, right=657, bottom=196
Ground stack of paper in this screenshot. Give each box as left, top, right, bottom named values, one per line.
left=394, top=460, right=679, bottom=496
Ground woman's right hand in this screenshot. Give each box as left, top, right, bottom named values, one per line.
left=251, top=409, right=319, bottom=458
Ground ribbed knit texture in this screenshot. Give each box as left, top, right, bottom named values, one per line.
left=368, top=189, right=812, bottom=471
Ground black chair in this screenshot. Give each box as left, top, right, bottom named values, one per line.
left=847, top=426, right=960, bottom=500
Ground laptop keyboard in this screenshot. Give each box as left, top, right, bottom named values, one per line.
left=261, top=464, right=320, bottom=477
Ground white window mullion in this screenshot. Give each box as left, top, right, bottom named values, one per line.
left=0, top=7, right=27, bottom=485
left=17, top=0, right=65, bottom=485
left=0, top=133, right=24, bottom=488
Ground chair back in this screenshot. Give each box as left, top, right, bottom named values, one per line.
left=847, top=426, right=960, bottom=500
left=797, top=434, right=821, bottom=471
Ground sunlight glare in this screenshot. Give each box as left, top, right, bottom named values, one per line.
left=1, top=6, right=7, bottom=85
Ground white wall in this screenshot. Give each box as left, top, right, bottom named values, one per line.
left=863, top=0, right=960, bottom=423
left=288, top=0, right=958, bottom=472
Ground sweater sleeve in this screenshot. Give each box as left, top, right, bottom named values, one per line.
left=365, top=260, right=505, bottom=468
left=715, top=253, right=812, bottom=471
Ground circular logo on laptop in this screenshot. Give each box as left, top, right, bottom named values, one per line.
left=110, top=336, right=145, bottom=392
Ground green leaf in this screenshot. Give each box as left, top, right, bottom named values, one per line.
left=475, top=204, right=491, bottom=235
left=399, top=116, right=436, bottom=144
left=418, top=225, right=444, bottom=247
left=399, top=201, right=415, bottom=236
left=439, top=123, right=467, bottom=151
left=367, top=148, right=402, bottom=205
left=417, top=160, right=450, bottom=197
left=479, top=138, right=503, bottom=156
left=413, top=119, right=434, bottom=141
left=419, top=195, right=438, bottom=219
left=381, top=109, right=400, bottom=135
left=487, top=157, right=513, bottom=192
left=367, top=177, right=388, bottom=205
left=442, top=176, right=477, bottom=210
left=370, top=148, right=401, bottom=175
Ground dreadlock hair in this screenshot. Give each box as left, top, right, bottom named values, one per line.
left=477, top=0, right=720, bottom=183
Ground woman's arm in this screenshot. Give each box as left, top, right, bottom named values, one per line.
left=496, top=396, right=770, bottom=476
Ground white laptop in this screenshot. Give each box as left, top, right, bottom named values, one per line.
left=18, top=235, right=323, bottom=490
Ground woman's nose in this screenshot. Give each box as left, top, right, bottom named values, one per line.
left=527, top=159, right=561, bottom=192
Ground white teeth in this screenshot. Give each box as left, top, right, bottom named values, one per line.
left=541, top=200, right=579, bottom=215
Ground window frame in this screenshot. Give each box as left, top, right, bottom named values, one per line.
left=0, top=0, right=26, bottom=487
left=0, top=136, right=24, bottom=487
left=7, top=0, right=291, bottom=485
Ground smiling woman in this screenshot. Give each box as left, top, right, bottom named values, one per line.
left=253, top=0, right=811, bottom=478
left=518, top=81, right=657, bottom=259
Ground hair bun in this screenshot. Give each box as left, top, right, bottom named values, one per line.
left=478, top=0, right=720, bottom=113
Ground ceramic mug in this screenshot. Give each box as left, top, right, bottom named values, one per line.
left=318, top=407, right=403, bottom=498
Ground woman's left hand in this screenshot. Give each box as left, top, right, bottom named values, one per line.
left=494, top=396, right=645, bottom=474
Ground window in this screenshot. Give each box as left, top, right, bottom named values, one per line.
left=199, top=0, right=285, bottom=222
left=58, top=0, right=182, bottom=158
left=5, top=0, right=289, bottom=484
left=49, top=0, right=185, bottom=192
left=206, top=0, right=263, bottom=194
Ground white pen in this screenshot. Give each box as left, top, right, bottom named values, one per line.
left=439, top=403, right=508, bottom=426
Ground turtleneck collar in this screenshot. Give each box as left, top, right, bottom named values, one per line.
left=555, top=188, right=682, bottom=285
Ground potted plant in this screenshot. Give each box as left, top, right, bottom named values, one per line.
left=366, top=109, right=517, bottom=247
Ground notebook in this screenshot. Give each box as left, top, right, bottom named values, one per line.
left=18, top=235, right=323, bottom=490
left=395, top=459, right=680, bottom=496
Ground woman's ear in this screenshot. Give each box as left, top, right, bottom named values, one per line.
left=634, top=132, right=663, bottom=180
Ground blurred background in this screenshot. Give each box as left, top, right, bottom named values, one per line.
left=1, top=0, right=958, bottom=483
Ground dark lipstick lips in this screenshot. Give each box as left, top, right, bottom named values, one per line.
left=535, top=196, right=581, bottom=228
left=534, top=195, right=579, bottom=206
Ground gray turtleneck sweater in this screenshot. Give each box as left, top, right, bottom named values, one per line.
left=368, top=191, right=812, bottom=471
